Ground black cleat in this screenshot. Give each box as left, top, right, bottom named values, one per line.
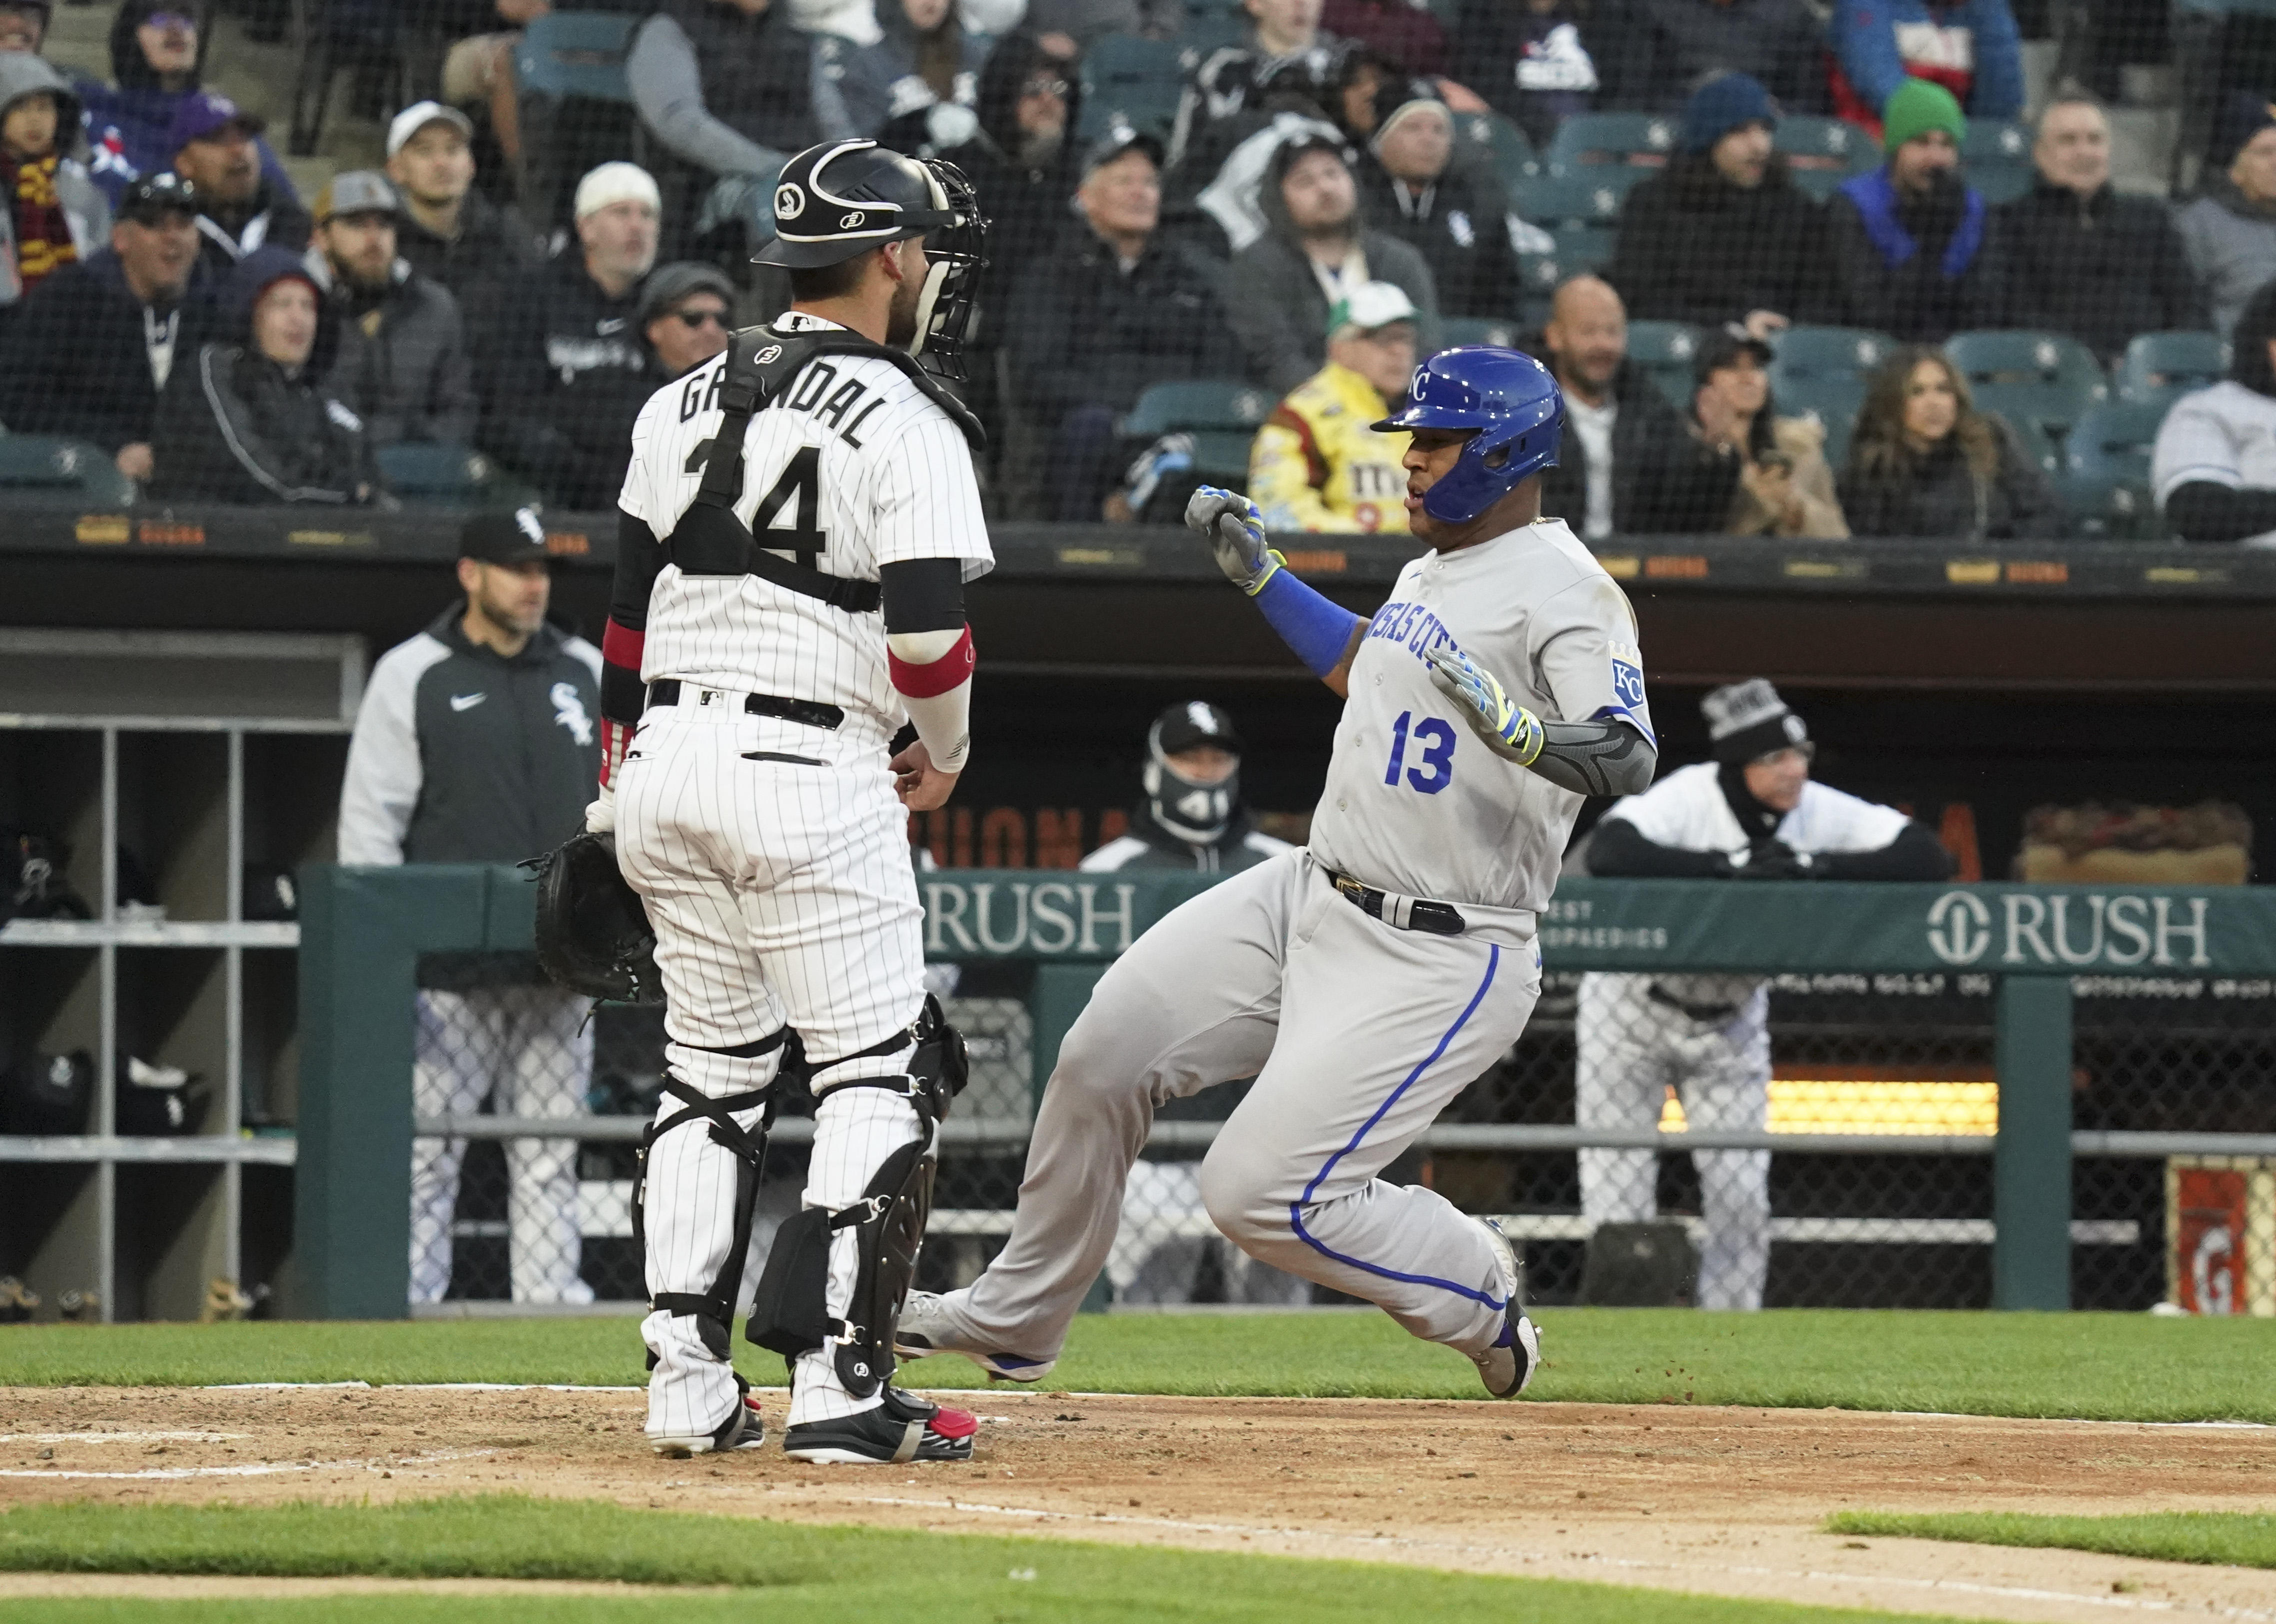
left=782, top=1386, right=980, bottom=1464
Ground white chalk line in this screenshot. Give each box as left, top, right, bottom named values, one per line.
left=0, top=1448, right=496, bottom=1482
left=0, top=1433, right=251, bottom=1445
left=855, top=1494, right=2276, bottom=1620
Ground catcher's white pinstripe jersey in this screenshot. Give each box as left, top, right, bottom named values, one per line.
left=616, top=311, right=994, bottom=743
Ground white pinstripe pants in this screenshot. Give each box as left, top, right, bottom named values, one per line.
left=408, top=986, right=593, bottom=1306
left=616, top=701, right=928, bottom=1439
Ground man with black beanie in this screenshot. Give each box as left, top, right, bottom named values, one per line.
left=1574, top=679, right=1951, bottom=1313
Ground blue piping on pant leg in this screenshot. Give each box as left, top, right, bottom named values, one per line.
left=1286, top=943, right=1504, bottom=1309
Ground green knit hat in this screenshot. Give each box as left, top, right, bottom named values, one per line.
left=1882, top=77, right=1966, bottom=154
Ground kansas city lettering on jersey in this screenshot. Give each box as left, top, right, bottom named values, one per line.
left=1364, top=599, right=1462, bottom=665
left=678, top=356, right=889, bottom=448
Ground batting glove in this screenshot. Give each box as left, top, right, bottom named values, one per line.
left=1425, top=643, right=1544, bottom=766
left=1185, top=485, right=1282, bottom=596
left=584, top=783, right=616, bottom=835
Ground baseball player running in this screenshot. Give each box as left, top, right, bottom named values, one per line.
left=596, top=138, right=991, bottom=1463
left=899, top=347, right=1658, bottom=1393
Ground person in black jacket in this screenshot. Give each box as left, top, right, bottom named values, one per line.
left=165, top=92, right=310, bottom=290
left=1996, top=95, right=2206, bottom=362
left=1837, top=344, right=2061, bottom=538
left=336, top=506, right=602, bottom=1308
left=1013, top=129, right=1240, bottom=520
left=1450, top=0, right=1599, bottom=149
left=1526, top=273, right=1734, bottom=535
left=148, top=243, right=376, bottom=504
left=1358, top=92, right=1522, bottom=319
left=384, top=101, right=534, bottom=366
left=478, top=161, right=661, bottom=510
left=1826, top=78, right=2002, bottom=342
left=303, top=169, right=478, bottom=449
left=0, top=170, right=204, bottom=481
left=1607, top=72, right=1834, bottom=336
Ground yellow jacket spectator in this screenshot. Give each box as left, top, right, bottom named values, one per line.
left=1248, top=281, right=1418, bottom=533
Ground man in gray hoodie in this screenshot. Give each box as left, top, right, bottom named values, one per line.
left=1224, top=129, right=1436, bottom=395
left=2178, top=92, right=2276, bottom=339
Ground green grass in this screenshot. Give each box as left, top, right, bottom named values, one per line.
left=0, top=1496, right=1962, bottom=1624
left=1826, top=1509, right=2276, bottom=1571
left=3, top=1310, right=2274, bottom=1424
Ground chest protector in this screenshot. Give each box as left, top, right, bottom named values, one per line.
left=663, top=323, right=987, bottom=613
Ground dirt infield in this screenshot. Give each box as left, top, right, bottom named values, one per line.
left=5, top=1385, right=2275, bottom=1622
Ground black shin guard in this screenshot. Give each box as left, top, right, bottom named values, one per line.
left=636, top=1039, right=783, bottom=1358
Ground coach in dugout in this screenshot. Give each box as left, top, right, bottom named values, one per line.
left=1572, top=680, right=1952, bottom=1311
left=337, top=509, right=602, bottom=1307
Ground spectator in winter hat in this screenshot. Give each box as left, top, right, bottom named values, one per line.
left=1826, top=77, right=2002, bottom=341
left=638, top=259, right=734, bottom=381
left=2178, top=92, right=2276, bottom=339
left=0, top=50, right=108, bottom=333
left=1608, top=71, right=1834, bottom=338
left=1357, top=92, right=1531, bottom=319
left=0, top=170, right=204, bottom=479
left=78, top=2, right=300, bottom=210
left=150, top=243, right=377, bottom=504
left=478, top=161, right=662, bottom=510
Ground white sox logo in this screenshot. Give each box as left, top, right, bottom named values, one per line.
left=774, top=182, right=805, bottom=220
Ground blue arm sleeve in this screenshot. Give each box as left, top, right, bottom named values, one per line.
left=1831, top=0, right=1906, bottom=110
left=1252, top=566, right=1364, bottom=680
left=1966, top=0, right=2026, bottom=117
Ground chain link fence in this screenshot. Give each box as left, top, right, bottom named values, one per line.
left=409, top=959, right=2276, bottom=1317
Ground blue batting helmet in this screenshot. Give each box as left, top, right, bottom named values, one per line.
left=1373, top=347, right=1563, bottom=524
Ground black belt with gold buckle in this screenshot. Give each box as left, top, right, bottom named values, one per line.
left=1326, top=869, right=1467, bottom=937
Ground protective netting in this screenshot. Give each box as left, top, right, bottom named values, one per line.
left=412, top=964, right=2276, bottom=1315
left=12, top=2, right=2249, bottom=542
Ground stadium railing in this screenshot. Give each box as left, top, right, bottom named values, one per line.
left=290, top=863, right=2276, bottom=1322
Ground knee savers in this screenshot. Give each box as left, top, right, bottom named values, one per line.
left=745, top=995, right=966, bottom=1397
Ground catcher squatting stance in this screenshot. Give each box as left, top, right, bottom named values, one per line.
left=544, top=136, right=994, bottom=1463
left=897, top=346, right=1661, bottom=1399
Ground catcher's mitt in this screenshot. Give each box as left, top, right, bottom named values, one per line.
left=524, top=831, right=664, bottom=1004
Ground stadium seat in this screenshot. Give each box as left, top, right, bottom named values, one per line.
left=2058, top=401, right=2166, bottom=538
left=1120, top=379, right=1276, bottom=441
left=1514, top=167, right=1646, bottom=227
left=1772, top=378, right=1864, bottom=469
left=1172, top=11, right=1245, bottom=63
left=1944, top=328, right=2108, bottom=441
left=1546, top=111, right=1680, bottom=173
left=2116, top=330, right=2228, bottom=410
left=1962, top=117, right=2034, bottom=206
left=1078, top=34, right=1187, bottom=142
left=1458, top=111, right=1538, bottom=205
left=1548, top=221, right=1615, bottom=274
left=516, top=10, right=640, bottom=232
left=1440, top=316, right=1526, bottom=348
left=1624, top=320, right=1700, bottom=409
left=1765, top=328, right=1896, bottom=469
left=1514, top=250, right=1563, bottom=327
left=1774, top=114, right=1876, bottom=201
left=0, top=434, right=136, bottom=506
left=376, top=444, right=528, bottom=508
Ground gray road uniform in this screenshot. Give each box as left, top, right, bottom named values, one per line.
left=925, top=517, right=1650, bottom=1366
left=1578, top=761, right=1915, bottom=1311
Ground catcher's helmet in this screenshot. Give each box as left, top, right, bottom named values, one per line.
left=755, top=138, right=988, bottom=381
left=1373, top=347, right=1563, bottom=524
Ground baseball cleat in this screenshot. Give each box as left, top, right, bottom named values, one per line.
left=1470, top=1216, right=1542, bottom=1400
left=782, top=1386, right=980, bottom=1465
left=651, top=1387, right=766, bottom=1458
left=894, top=1291, right=1056, bottom=1383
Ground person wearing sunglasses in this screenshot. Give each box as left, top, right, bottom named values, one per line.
left=638, top=260, right=736, bottom=381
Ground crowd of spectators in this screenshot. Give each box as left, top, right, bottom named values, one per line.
left=0, top=0, right=2274, bottom=545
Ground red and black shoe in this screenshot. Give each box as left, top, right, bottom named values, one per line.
left=782, top=1386, right=979, bottom=1465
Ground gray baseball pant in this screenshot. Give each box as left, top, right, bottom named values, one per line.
left=940, top=851, right=1540, bottom=1362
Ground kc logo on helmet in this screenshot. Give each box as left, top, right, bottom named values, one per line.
left=774, top=182, right=805, bottom=220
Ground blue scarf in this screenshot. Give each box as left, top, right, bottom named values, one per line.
left=1839, top=168, right=1984, bottom=279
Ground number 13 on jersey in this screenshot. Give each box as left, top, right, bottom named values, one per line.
left=1384, top=711, right=1454, bottom=794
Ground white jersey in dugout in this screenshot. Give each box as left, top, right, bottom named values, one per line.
left=1306, top=516, right=1652, bottom=915
left=616, top=312, right=994, bottom=746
